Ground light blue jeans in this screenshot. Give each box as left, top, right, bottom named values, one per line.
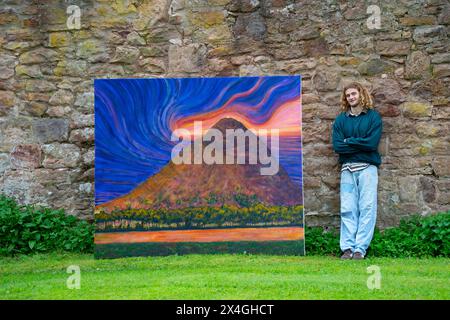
left=340, top=165, right=378, bottom=256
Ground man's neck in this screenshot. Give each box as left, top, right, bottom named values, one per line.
left=350, top=104, right=363, bottom=116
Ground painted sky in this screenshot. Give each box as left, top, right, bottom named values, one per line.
left=95, top=76, right=302, bottom=205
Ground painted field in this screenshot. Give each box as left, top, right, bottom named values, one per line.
left=95, top=227, right=304, bottom=244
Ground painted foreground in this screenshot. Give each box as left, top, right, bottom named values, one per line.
left=95, top=227, right=304, bottom=244
left=0, top=254, right=448, bottom=299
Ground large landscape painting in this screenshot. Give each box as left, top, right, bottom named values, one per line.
left=94, top=76, right=304, bottom=258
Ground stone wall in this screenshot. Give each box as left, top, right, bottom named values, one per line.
left=0, top=0, right=449, bottom=228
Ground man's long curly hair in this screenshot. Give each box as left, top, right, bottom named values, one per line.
left=340, top=82, right=374, bottom=112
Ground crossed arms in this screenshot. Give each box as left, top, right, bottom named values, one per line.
left=332, top=114, right=382, bottom=154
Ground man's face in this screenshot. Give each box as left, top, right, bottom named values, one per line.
left=345, top=88, right=360, bottom=107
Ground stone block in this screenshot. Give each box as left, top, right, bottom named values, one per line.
left=69, top=128, right=95, bottom=145
left=48, top=32, right=71, bottom=47
left=420, top=176, right=436, bottom=203
left=82, top=148, right=95, bottom=166
left=0, top=170, right=45, bottom=205
left=431, top=53, right=450, bottom=64
left=303, top=143, right=334, bottom=157
left=415, top=122, right=448, bottom=138
left=0, top=153, right=9, bottom=175
left=70, top=113, right=94, bottom=129
left=432, top=157, right=450, bottom=177
left=312, top=67, right=340, bottom=92
left=46, top=106, right=71, bottom=117
left=132, top=0, right=169, bottom=31
left=26, top=102, right=48, bottom=117
left=303, top=176, right=321, bottom=189
left=19, top=48, right=58, bottom=64
left=32, top=119, right=69, bottom=143
left=303, top=38, right=329, bottom=57
left=342, top=2, right=366, bottom=20
left=436, top=180, right=450, bottom=192
left=405, top=51, right=431, bottom=80
left=15, top=65, right=42, bottom=78
left=0, top=90, right=15, bottom=115
left=413, top=26, right=446, bottom=44
left=168, top=43, right=207, bottom=73
left=76, top=39, right=107, bottom=58
left=42, top=143, right=81, bottom=168
left=233, top=12, right=266, bottom=41
left=74, top=92, right=94, bottom=113
left=400, top=101, right=432, bottom=118
left=227, top=0, right=259, bottom=12
left=357, top=58, right=395, bottom=76
left=302, top=122, right=332, bottom=144
left=49, top=89, right=74, bottom=106
left=399, top=16, right=436, bottom=26
left=437, top=192, right=450, bottom=205
left=111, top=46, right=140, bottom=64
left=372, top=78, right=406, bottom=105
left=0, top=66, right=14, bottom=79
left=290, top=25, right=320, bottom=41
left=25, top=80, right=56, bottom=92
left=377, top=40, right=411, bottom=56
left=376, top=105, right=401, bottom=117
left=382, top=118, right=415, bottom=134
left=321, top=175, right=339, bottom=190
left=10, top=144, right=42, bottom=169
left=433, top=64, right=450, bottom=78
left=398, top=176, right=420, bottom=203
left=54, top=60, right=87, bottom=77
left=432, top=107, right=450, bottom=120
left=438, top=5, right=450, bottom=25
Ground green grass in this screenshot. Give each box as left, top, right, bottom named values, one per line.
left=0, top=253, right=448, bottom=300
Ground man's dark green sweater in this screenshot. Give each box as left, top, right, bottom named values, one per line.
left=332, top=108, right=383, bottom=167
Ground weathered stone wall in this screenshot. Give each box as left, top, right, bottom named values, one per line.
left=0, top=0, right=449, bottom=228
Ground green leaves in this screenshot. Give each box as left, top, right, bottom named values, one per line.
left=305, top=227, right=341, bottom=256
left=2, top=192, right=448, bottom=258
left=0, top=194, right=94, bottom=256
left=305, top=212, right=450, bottom=258
left=28, top=240, right=36, bottom=249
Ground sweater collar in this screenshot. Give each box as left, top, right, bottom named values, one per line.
left=346, top=108, right=368, bottom=117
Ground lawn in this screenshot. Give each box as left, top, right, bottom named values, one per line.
left=0, top=253, right=448, bottom=300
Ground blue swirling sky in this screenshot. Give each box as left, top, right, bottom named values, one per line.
left=94, top=76, right=302, bottom=205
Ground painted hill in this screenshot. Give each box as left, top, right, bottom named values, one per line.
left=96, top=118, right=302, bottom=212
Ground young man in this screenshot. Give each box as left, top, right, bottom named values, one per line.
left=332, top=82, right=383, bottom=260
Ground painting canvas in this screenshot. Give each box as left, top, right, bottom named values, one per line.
left=94, top=76, right=304, bottom=258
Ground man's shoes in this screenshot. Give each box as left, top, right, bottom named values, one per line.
left=353, top=252, right=364, bottom=260
left=340, top=249, right=353, bottom=260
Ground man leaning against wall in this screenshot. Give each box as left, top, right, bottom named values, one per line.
left=332, top=82, right=383, bottom=260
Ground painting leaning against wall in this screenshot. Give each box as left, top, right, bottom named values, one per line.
left=94, top=76, right=304, bottom=258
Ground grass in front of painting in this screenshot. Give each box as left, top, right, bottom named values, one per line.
left=1, top=253, right=449, bottom=299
